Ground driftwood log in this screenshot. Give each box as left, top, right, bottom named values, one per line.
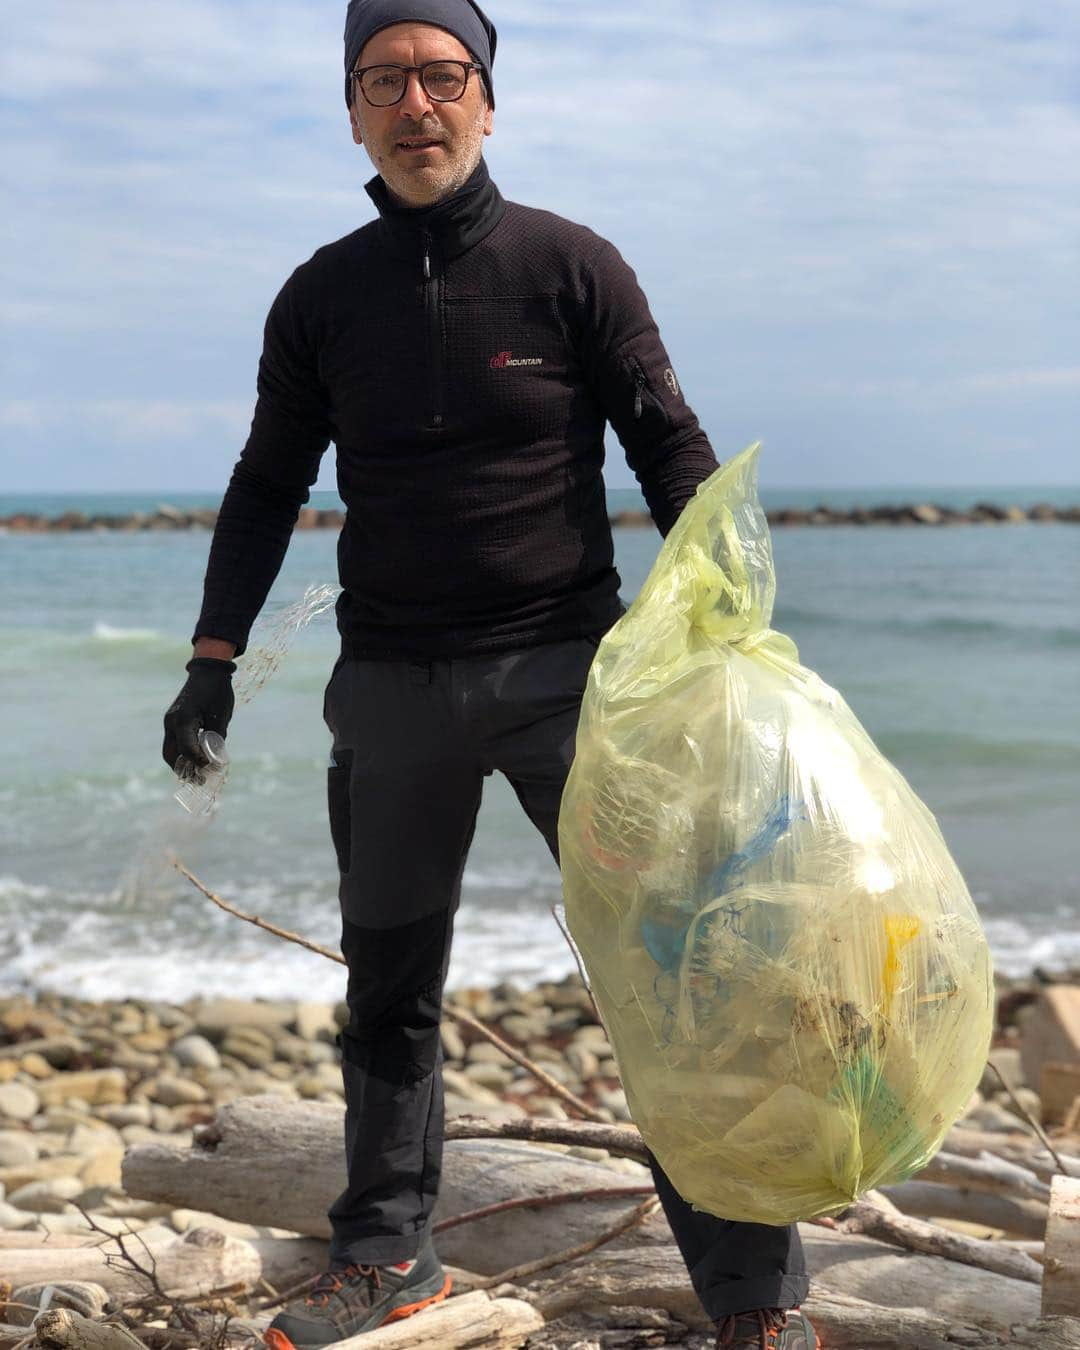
left=0, top=1226, right=325, bottom=1300
left=31, top=1309, right=144, bottom=1350
left=1042, top=1175, right=1080, bottom=1316
left=838, top=1190, right=1043, bottom=1283
left=914, top=1148, right=1051, bottom=1202
left=530, top=1226, right=1040, bottom=1336
left=114, top=1094, right=1067, bottom=1342
left=944, top=1126, right=1080, bottom=1181
left=122, top=1098, right=656, bottom=1271
left=334, top=1291, right=542, bottom=1349
left=877, top=1179, right=1049, bottom=1237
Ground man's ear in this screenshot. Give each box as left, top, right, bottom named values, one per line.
left=349, top=104, right=364, bottom=146
left=483, top=103, right=493, bottom=137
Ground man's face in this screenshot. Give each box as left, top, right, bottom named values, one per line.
left=349, top=22, right=493, bottom=208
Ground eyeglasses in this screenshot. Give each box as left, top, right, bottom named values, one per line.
left=350, top=61, right=484, bottom=108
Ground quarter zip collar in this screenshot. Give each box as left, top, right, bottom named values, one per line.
left=365, top=158, right=505, bottom=264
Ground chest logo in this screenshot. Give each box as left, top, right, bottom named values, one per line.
left=490, top=350, right=544, bottom=369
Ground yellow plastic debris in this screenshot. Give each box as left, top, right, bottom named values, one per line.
left=559, top=444, right=994, bottom=1225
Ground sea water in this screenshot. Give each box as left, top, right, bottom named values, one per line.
left=1, top=486, right=1078, bottom=1000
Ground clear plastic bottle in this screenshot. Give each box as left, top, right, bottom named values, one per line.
left=174, top=730, right=230, bottom=816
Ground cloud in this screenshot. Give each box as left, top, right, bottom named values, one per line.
left=812, top=367, right=1080, bottom=400
left=2, top=0, right=1079, bottom=488
left=0, top=397, right=249, bottom=440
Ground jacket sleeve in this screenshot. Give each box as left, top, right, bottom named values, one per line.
left=576, top=238, right=717, bottom=535
left=194, top=270, right=333, bottom=656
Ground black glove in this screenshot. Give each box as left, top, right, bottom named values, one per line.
left=162, top=657, right=236, bottom=773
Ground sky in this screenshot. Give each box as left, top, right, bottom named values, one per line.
left=3, top=0, right=1079, bottom=493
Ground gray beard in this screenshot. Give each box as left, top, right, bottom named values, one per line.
left=368, top=114, right=487, bottom=209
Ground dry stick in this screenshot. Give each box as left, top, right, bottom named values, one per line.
left=550, top=904, right=603, bottom=1023
left=440, top=1003, right=606, bottom=1124
left=839, top=1191, right=1043, bottom=1285
left=254, top=1272, right=324, bottom=1313
left=471, top=1194, right=662, bottom=1291
left=170, top=857, right=606, bottom=1124
left=445, top=1113, right=649, bottom=1162
left=986, top=1059, right=1069, bottom=1175
left=74, top=1205, right=201, bottom=1339
left=433, top=1184, right=656, bottom=1235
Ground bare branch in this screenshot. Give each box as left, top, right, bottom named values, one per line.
left=172, top=857, right=607, bottom=1123
left=472, top=1194, right=662, bottom=1290
left=986, top=1059, right=1070, bottom=1175
left=433, top=1183, right=656, bottom=1234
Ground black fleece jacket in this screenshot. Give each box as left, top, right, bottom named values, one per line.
left=195, top=160, right=718, bottom=657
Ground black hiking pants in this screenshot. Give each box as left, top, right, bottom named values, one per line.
left=322, top=638, right=809, bottom=1320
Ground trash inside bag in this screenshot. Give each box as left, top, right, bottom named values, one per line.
left=559, top=444, right=994, bottom=1225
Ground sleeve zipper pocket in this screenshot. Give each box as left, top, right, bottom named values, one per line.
left=633, top=363, right=647, bottom=420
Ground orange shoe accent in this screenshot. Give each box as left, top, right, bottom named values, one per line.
left=379, top=1273, right=452, bottom=1326
left=263, top=1330, right=298, bottom=1350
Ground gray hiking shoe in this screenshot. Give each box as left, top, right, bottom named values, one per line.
left=714, top=1306, right=819, bottom=1349
left=264, top=1243, right=451, bottom=1349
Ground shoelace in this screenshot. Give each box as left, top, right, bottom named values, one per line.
left=715, top=1307, right=788, bottom=1349
left=305, top=1264, right=381, bottom=1309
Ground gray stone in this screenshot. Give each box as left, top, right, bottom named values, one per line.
left=443, top=1094, right=526, bottom=1122
left=195, top=999, right=296, bottom=1040
left=9, top=1281, right=109, bottom=1325
left=462, top=1062, right=513, bottom=1091
left=525, top=1039, right=565, bottom=1064
left=7, top=1175, right=84, bottom=1213
left=0, top=1035, right=85, bottom=1068
left=0, top=1130, right=39, bottom=1166
left=95, top=1102, right=153, bottom=1128
left=442, top=1067, right=501, bottom=1105
left=220, top=1035, right=275, bottom=1068
left=0, top=1082, right=40, bottom=1121
left=119, top=1124, right=161, bottom=1145
left=66, top=1122, right=123, bottom=1153
left=465, top=1040, right=511, bottom=1065
left=36, top=1105, right=92, bottom=1136
left=597, top=1087, right=631, bottom=1121
left=294, top=1002, right=338, bottom=1043
left=150, top=1075, right=209, bottom=1107
left=570, top=1026, right=613, bottom=1056
left=440, top=1021, right=467, bottom=1062
left=0, top=1198, right=37, bottom=1230
left=500, top=1013, right=551, bottom=1042
left=529, top=1097, right=570, bottom=1120
left=171, top=1034, right=221, bottom=1070
left=565, top=1045, right=600, bottom=1080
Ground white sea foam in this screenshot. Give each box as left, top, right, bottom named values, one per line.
left=4, top=871, right=1078, bottom=1001
left=91, top=621, right=161, bottom=642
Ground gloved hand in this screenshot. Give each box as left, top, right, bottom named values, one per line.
left=162, top=657, right=236, bottom=773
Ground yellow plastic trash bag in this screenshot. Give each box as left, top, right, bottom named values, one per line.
left=559, top=443, right=994, bottom=1225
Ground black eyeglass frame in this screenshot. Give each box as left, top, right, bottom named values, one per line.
left=349, top=61, right=485, bottom=107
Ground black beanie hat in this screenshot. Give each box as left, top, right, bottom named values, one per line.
left=344, top=0, right=497, bottom=108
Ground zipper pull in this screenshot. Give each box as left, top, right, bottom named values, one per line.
left=422, top=232, right=432, bottom=281
left=634, top=369, right=645, bottom=420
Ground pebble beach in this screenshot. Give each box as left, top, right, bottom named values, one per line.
left=0, top=965, right=1071, bottom=1247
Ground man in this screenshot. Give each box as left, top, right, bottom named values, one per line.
left=162, top=3, right=818, bottom=1347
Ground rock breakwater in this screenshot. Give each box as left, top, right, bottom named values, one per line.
left=4, top=501, right=1078, bottom=532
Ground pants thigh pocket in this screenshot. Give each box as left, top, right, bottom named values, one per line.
left=328, top=748, right=354, bottom=874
